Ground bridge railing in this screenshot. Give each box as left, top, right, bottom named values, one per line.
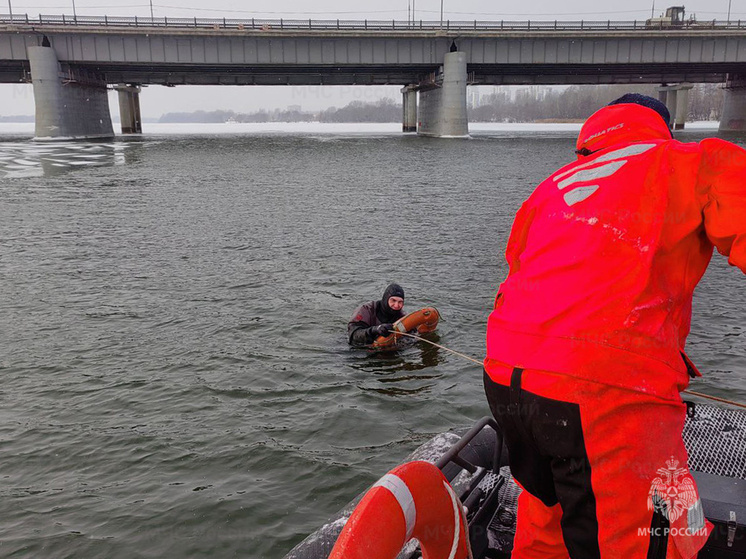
left=0, top=14, right=744, bottom=31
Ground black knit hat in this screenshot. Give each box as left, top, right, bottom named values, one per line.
left=382, top=283, right=404, bottom=302
left=608, top=93, right=671, bottom=127
left=381, top=283, right=405, bottom=316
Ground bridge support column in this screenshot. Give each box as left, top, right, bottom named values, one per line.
left=417, top=51, right=468, bottom=138
left=658, top=83, right=692, bottom=130
left=116, top=85, right=143, bottom=134
left=401, top=85, right=417, bottom=133
left=27, top=44, right=114, bottom=140
left=673, top=84, right=692, bottom=130
left=720, top=74, right=746, bottom=132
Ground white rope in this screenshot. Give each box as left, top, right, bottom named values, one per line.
left=394, top=331, right=746, bottom=409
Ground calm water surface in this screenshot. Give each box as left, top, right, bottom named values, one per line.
left=1, top=123, right=744, bottom=558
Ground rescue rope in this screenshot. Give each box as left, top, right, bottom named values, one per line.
left=393, top=331, right=746, bottom=410
left=680, top=390, right=746, bottom=410
left=392, top=331, right=483, bottom=366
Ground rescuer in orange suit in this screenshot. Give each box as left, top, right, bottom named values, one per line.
left=483, top=94, right=746, bottom=559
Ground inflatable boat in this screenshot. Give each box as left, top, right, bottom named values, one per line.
left=284, top=402, right=745, bottom=558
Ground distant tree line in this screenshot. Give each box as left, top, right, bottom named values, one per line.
left=688, top=84, right=723, bottom=120
left=157, top=84, right=724, bottom=124
left=318, top=98, right=400, bottom=122
left=470, top=84, right=723, bottom=122
left=159, top=109, right=240, bottom=123
left=158, top=98, right=399, bottom=124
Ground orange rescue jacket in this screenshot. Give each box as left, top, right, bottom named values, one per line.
left=485, top=103, right=746, bottom=399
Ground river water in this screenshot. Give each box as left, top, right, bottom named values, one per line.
left=0, top=122, right=744, bottom=558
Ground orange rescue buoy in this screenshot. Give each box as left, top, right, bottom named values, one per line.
left=371, top=307, right=440, bottom=349
left=328, top=460, right=472, bottom=559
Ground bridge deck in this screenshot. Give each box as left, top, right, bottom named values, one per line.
left=3, top=14, right=746, bottom=32
left=2, top=16, right=745, bottom=86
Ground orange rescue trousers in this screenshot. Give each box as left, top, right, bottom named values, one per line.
left=483, top=366, right=713, bottom=559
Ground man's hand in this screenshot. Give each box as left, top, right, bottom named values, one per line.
left=375, top=323, right=394, bottom=337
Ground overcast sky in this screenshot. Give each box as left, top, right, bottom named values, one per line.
left=6, top=0, right=741, bottom=20
left=3, top=0, right=743, bottom=118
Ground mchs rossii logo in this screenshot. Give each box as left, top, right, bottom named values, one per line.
left=639, top=457, right=707, bottom=538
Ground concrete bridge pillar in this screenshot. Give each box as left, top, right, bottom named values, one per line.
left=401, top=85, right=417, bottom=133
left=657, top=83, right=692, bottom=130
left=116, top=85, right=143, bottom=134
left=27, top=44, right=114, bottom=140
left=417, top=51, right=468, bottom=138
left=673, top=84, right=693, bottom=130
left=720, top=74, right=746, bottom=132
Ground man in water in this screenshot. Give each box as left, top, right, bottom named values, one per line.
left=348, top=283, right=405, bottom=346
left=484, top=94, right=746, bottom=558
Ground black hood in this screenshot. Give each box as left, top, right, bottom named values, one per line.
left=381, top=283, right=405, bottom=318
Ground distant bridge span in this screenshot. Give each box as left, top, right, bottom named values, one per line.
left=1, top=15, right=745, bottom=137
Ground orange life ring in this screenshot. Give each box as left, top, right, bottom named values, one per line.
left=328, top=460, right=472, bottom=559
left=371, top=307, right=440, bottom=349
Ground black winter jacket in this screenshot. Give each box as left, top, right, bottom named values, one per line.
left=347, top=300, right=404, bottom=346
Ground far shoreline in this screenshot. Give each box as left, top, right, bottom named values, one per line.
left=0, top=120, right=722, bottom=138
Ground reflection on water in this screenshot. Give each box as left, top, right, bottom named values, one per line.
left=351, top=335, right=445, bottom=371
left=347, top=335, right=447, bottom=395
left=0, top=140, right=131, bottom=177
left=718, top=131, right=746, bottom=142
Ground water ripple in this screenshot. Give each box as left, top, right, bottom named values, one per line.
left=0, top=129, right=743, bottom=558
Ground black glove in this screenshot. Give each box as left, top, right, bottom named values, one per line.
left=375, top=323, right=394, bottom=337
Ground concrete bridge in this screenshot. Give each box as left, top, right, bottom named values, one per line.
left=1, top=14, right=745, bottom=138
